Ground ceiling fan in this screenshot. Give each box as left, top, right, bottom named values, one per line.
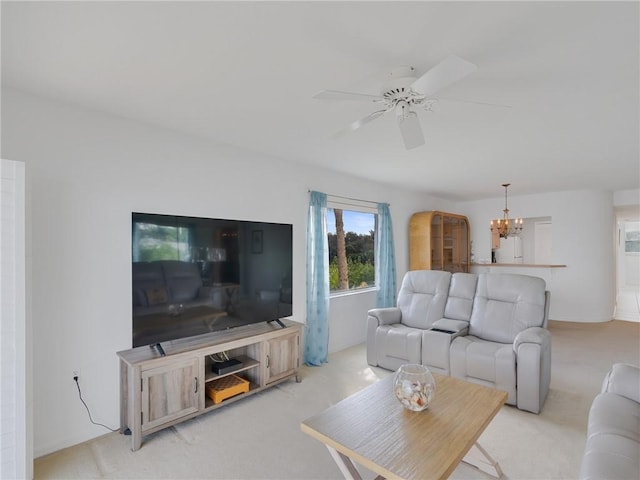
left=313, top=55, right=478, bottom=150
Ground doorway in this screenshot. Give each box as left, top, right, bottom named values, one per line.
left=615, top=207, right=640, bottom=322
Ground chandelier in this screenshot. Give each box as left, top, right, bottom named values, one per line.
left=490, top=183, right=522, bottom=239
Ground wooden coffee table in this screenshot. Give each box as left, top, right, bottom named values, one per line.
left=301, top=373, right=507, bottom=480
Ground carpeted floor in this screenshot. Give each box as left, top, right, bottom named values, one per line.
left=35, top=320, right=639, bottom=479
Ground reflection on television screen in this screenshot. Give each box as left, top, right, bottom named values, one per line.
left=131, top=212, right=292, bottom=348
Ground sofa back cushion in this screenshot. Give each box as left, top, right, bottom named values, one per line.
left=397, top=270, right=451, bottom=329
left=470, top=273, right=546, bottom=343
left=163, top=261, right=202, bottom=302
left=132, top=262, right=165, bottom=307
left=444, top=273, right=478, bottom=321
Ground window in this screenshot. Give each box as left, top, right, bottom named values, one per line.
left=326, top=207, right=376, bottom=292
left=132, top=221, right=191, bottom=262
left=624, top=221, right=640, bottom=253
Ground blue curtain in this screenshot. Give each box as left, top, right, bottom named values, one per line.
left=376, top=203, right=397, bottom=308
left=305, top=191, right=330, bottom=366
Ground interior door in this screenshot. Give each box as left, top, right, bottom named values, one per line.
left=615, top=214, right=640, bottom=321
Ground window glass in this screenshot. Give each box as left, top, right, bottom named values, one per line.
left=624, top=221, right=640, bottom=253
left=326, top=208, right=376, bottom=292
left=132, top=222, right=191, bottom=262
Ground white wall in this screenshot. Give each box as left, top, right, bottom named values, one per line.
left=456, top=190, right=616, bottom=322
left=1, top=88, right=449, bottom=457
left=614, top=189, right=640, bottom=207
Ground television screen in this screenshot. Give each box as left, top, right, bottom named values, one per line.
left=131, top=212, right=292, bottom=348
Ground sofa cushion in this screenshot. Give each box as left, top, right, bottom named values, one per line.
left=579, top=433, right=639, bottom=480
left=374, top=323, right=422, bottom=371
left=146, top=286, right=169, bottom=306
left=587, top=392, right=640, bottom=443
left=450, top=335, right=517, bottom=405
left=397, top=270, right=451, bottom=329
left=602, top=363, right=640, bottom=403
left=580, top=392, right=640, bottom=480
left=132, top=262, right=165, bottom=307
left=444, top=273, right=478, bottom=321
left=469, top=273, right=546, bottom=343
left=579, top=364, right=640, bottom=480
left=162, top=260, right=202, bottom=302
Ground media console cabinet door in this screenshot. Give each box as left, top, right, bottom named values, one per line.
left=265, top=332, right=299, bottom=384
left=141, top=358, right=201, bottom=431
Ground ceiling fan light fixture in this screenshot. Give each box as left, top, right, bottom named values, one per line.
left=397, top=110, right=425, bottom=150
left=314, top=54, right=479, bottom=150
left=395, top=100, right=411, bottom=119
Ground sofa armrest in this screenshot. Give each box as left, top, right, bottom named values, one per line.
left=366, top=307, right=401, bottom=367
left=514, top=327, right=552, bottom=414
left=431, top=318, right=469, bottom=335
left=367, top=307, right=402, bottom=327
left=513, top=326, right=551, bottom=352
left=601, top=363, right=640, bottom=403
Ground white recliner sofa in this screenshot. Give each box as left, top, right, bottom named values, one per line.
left=579, top=363, right=640, bottom=480
left=367, top=270, right=551, bottom=413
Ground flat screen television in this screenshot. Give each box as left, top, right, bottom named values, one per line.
left=132, top=212, right=292, bottom=349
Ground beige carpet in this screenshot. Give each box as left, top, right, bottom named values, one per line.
left=35, top=320, right=640, bottom=479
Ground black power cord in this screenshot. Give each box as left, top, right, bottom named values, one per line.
left=73, top=376, right=118, bottom=432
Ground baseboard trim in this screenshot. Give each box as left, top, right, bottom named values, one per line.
left=613, top=312, right=640, bottom=322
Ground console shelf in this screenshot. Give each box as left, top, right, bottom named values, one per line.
left=117, top=319, right=302, bottom=451
left=204, top=355, right=260, bottom=382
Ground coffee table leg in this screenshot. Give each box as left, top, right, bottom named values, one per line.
left=326, top=446, right=363, bottom=480
left=462, top=441, right=503, bottom=478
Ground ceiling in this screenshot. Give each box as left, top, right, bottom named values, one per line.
left=2, top=1, right=638, bottom=201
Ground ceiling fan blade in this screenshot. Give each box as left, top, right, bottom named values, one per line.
left=411, top=55, right=477, bottom=96
left=313, top=89, right=382, bottom=102
left=334, top=109, right=389, bottom=137
left=397, top=112, right=425, bottom=150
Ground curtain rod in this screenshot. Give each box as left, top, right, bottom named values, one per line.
left=307, top=190, right=389, bottom=207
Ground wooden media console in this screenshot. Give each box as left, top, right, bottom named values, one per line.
left=117, top=319, right=302, bottom=450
